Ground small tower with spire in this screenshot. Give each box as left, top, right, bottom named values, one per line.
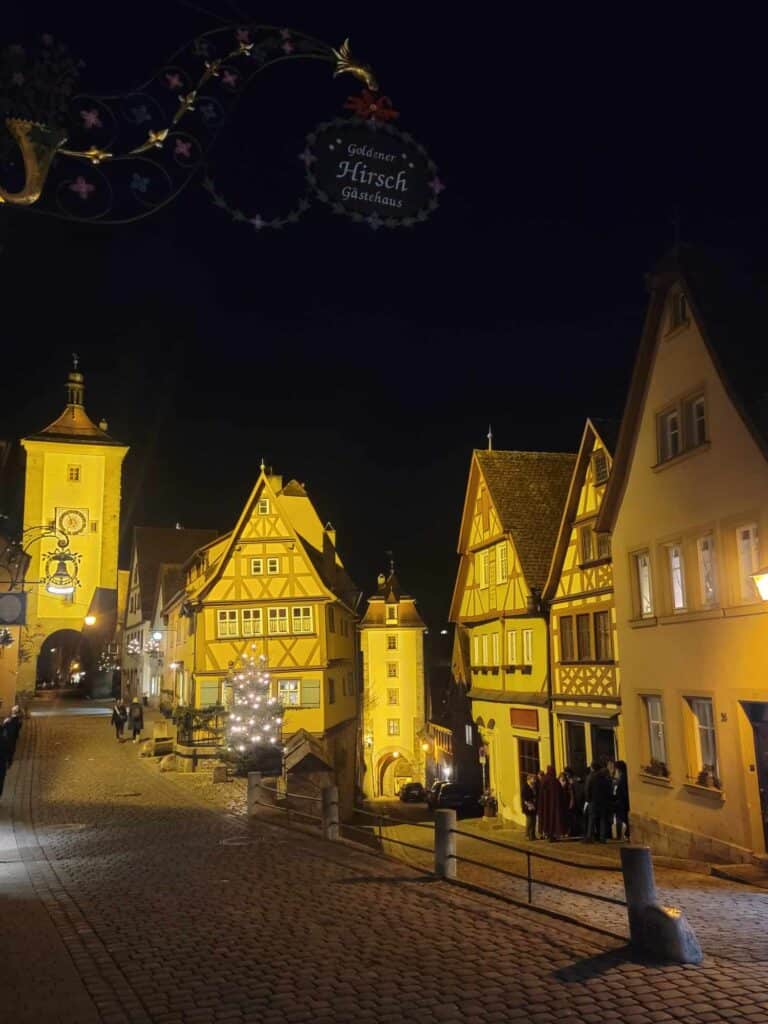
left=359, top=562, right=427, bottom=798
left=17, top=361, right=129, bottom=694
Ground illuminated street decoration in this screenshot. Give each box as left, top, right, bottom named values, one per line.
left=43, top=546, right=80, bottom=595
left=224, top=654, right=283, bottom=772
left=0, top=29, right=441, bottom=232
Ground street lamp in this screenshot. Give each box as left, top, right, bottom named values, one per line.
left=84, top=615, right=97, bottom=626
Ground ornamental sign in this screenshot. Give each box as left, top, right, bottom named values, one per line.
left=305, top=118, right=443, bottom=229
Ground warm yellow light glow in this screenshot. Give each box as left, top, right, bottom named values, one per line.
left=84, top=615, right=96, bottom=626
left=421, top=741, right=430, bottom=752
left=392, top=750, right=400, bottom=758
left=752, top=567, right=768, bottom=602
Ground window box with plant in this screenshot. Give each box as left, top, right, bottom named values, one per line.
left=640, top=757, right=670, bottom=778
left=694, top=764, right=721, bottom=789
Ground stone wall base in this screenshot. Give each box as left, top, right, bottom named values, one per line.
left=632, top=812, right=756, bottom=865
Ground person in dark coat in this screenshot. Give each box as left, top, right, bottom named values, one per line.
left=566, top=767, right=585, bottom=837
left=128, top=698, right=144, bottom=743
left=584, top=761, right=612, bottom=842
left=558, top=771, right=575, bottom=835
left=613, top=760, right=630, bottom=840
left=3, top=705, right=23, bottom=767
left=522, top=773, right=538, bottom=841
left=538, top=765, right=567, bottom=841
left=111, top=700, right=127, bottom=741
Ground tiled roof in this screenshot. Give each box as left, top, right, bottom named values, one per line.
left=475, top=450, right=576, bottom=591
left=134, top=527, right=218, bottom=621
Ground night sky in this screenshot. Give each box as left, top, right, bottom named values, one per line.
left=1, top=4, right=767, bottom=628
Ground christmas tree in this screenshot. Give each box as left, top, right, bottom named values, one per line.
left=223, top=654, right=284, bottom=773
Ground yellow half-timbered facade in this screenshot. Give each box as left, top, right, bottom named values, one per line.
left=450, top=449, right=575, bottom=823
left=161, top=468, right=361, bottom=797
left=543, top=419, right=622, bottom=777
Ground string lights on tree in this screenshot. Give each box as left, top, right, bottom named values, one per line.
left=223, top=653, right=283, bottom=773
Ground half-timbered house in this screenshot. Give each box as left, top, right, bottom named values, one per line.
left=450, top=449, right=575, bottom=823
left=543, top=419, right=621, bottom=777
left=162, top=466, right=362, bottom=801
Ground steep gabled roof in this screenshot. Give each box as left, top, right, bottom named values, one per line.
left=542, top=419, right=615, bottom=601
left=598, top=245, right=768, bottom=533
left=133, top=527, right=218, bottom=621
left=474, top=449, right=576, bottom=592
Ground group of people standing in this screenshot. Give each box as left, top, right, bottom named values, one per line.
left=522, top=760, right=629, bottom=843
left=110, top=698, right=144, bottom=743
left=0, top=706, right=24, bottom=797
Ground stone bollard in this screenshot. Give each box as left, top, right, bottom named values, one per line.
left=247, top=772, right=263, bottom=816
left=321, top=785, right=340, bottom=841
left=620, top=845, right=703, bottom=964
left=211, top=765, right=227, bottom=784
left=434, top=808, right=457, bottom=879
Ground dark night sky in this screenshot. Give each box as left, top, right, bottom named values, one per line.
left=1, top=4, right=767, bottom=627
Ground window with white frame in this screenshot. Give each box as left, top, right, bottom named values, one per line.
left=643, top=695, right=667, bottom=765
left=687, top=697, right=718, bottom=778
left=686, top=395, right=707, bottom=448
left=668, top=543, right=686, bottom=611
left=634, top=551, right=653, bottom=617
left=476, top=549, right=489, bottom=588
left=594, top=611, right=612, bottom=661
left=267, top=557, right=280, bottom=575
left=592, top=449, right=609, bottom=485
left=217, top=609, right=238, bottom=637
left=596, top=532, right=612, bottom=559
left=292, top=606, right=313, bottom=634
left=576, top=615, right=591, bottom=660
left=697, top=535, right=717, bottom=606
left=507, top=629, right=518, bottom=665
left=465, top=724, right=473, bottom=745
left=387, top=718, right=400, bottom=736
left=251, top=558, right=264, bottom=575
left=491, top=633, right=500, bottom=666
left=267, top=607, right=288, bottom=634
left=522, top=629, right=533, bottom=665
left=387, top=634, right=398, bottom=651
left=473, top=634, right=481, bottom=666
left=559, top=616, right=575, bottom=662
left=481, top=635, right=489, bottom=666
left=387, top=662, right=398, bottom=678
left=257, top=498, right=270, bottom=515
left=658, top=407, right=681, bottom=462
left=496, top=543, right=508, bottom=584
left=67, top=465, right=81, bottom=482
left=241, top=608, right=263, bottom=636
left=737, top=524, right=760, bottom=601
left=670, top=291, right=688, bottom=329
left=387, top=688, right=399, bottom=705
left=278, top=679, right=300, bottom=706
left=386, top=604, right=398, bottom=623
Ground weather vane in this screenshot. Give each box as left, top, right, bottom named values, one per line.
left=0, top=28, right=443, bottom=232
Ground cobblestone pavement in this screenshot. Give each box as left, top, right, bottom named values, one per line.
left=3, top=702, right=768, bottom=1023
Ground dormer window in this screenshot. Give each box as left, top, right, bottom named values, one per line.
left=657, top=393, right=707, bottom=464
left=592, top=449, right=609, bottom=485
left=257, top=498, right=270, bottom=515
left=386, top=604, right=398, bottom=623
left=670, top=291, right=689, bottom=330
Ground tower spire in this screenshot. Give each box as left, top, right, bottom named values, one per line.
left=487, top=424, right=493, bottom=451
left=65, top=360, right=85, bottom=407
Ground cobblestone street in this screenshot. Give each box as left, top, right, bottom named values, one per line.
left=3, top=702, right=768, bottom=1023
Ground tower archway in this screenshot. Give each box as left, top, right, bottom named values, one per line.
left=377, top=751, right=414, bottom=797
left=35, top=628, right=93, bottom=691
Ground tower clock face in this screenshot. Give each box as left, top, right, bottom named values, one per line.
left=58, top=508, right=87, bottom=535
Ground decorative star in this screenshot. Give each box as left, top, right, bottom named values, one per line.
left=148, top=128, right=168, bottom=148
left=236, top=27, right=250, bottom=43
left=192, top=39, right=210, bottom=57
left=80, top=109, right=103, bottom=130
left=174, top=138, right=192, bottom=158
left=178, top=91, right=197, bottom=111
left=221, top=70, right=238, bottom=88
left=429, top=176, right=445, bottom=195
left=130, top=173, right=149, bottom=193
left=70, top=176, right=95, bottom=200
left=367, top=213, right=383, bottom=230
left=200, top=103, right=218, bottom=123
left=249, top=214, right=265, bottom=230
left=130, top=105, right=151, bottom=124
left=165, top=72, right=183, bottom=90
left=204, top=60, right=221, bottom=77
left=298, top=148, right=316, bottom=166
left=282, top=41, right=294, bottom=55
left=83, top=146, right=111, bottom=164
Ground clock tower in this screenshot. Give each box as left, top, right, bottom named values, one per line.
left=18, top=363, right=129, bottom=690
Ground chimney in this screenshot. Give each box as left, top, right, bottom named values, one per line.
left=323, top=522, right=337, bottom=589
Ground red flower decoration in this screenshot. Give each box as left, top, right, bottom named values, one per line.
left=344, top=90, right=399, bottom=122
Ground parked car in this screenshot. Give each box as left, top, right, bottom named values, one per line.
left=429, top=783, right=481, bottom=817
left=398, top=782, right=426, bottom=803
left=425, top=780, right=446, bottom=809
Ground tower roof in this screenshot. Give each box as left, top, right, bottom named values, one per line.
left=24, top=365, right=123, bottom=446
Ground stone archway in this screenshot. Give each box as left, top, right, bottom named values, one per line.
left=35, top=629, right=92, bottom=692
left=378, top=752, right=414, bottom=797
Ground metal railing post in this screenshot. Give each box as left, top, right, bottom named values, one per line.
left=434, top=809, right=457, bottom=879
left=321, top=785, right=340, bottom=841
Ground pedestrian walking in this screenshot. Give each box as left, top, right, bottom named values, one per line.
left=613, top=759, right=630, bottom=840
left=538, top=765, right=567, bottom=841
left=111, top=699, right=127, bottom=741
left=522, top=773, right=538, bottom=840
left=3, top=705, right=23, bottom=768
left=584, top=761, right=612, bottom=842
left=128, top=697, right=144, bottom=743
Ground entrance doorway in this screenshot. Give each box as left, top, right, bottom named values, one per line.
left=741, top=702, right=768, bottom=851
left=591, top=725, right=616, bottom=765
left=565, top=721, right=588, bottom=777
left=517, top=738, right=540, bottom=790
